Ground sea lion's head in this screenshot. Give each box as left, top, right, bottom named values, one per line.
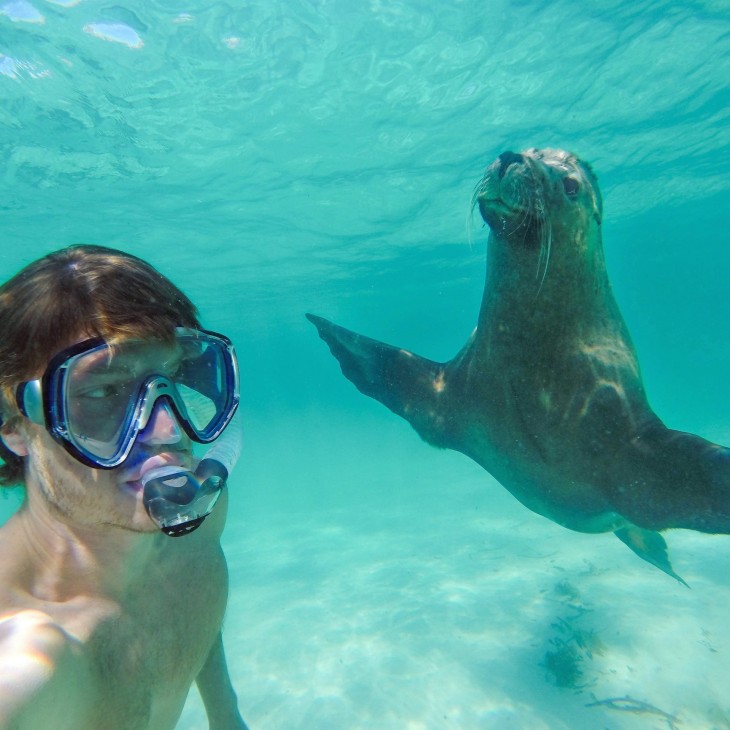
left=472, top=148, right=603, bottom=291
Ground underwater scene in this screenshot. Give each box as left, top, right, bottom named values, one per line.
left=2, top=0, right=730, bottom=727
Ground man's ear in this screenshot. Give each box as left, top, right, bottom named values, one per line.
left=0, top=422, right=29, bottom=457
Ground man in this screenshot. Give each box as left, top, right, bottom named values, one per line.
left=0, top=245, right=249, bottom=729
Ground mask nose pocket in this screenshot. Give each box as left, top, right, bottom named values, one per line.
left=138, top=399, right=183, bottom=445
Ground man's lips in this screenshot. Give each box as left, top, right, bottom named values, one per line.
left=119, top=453, right=191, bottom=491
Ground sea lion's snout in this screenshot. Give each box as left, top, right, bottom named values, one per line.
left=497, top=151, right=524, bottom=179
left=476, top=148, right=588, bottom=232
left=473, top=150, right=533, bottom=230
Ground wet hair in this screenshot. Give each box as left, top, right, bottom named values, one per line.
left=0, top=244, right=200, bottom=487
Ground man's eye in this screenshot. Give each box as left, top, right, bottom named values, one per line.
left=80, top=384, right=121, bottom=399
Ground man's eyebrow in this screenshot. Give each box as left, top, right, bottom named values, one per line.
left=74, top=344, right=184, bottom=375
left=84, top=365, right=131, bottom=376
left=72, top=363, right=134, bottom=380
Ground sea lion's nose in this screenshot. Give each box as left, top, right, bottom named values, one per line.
left=498, top=151, right=524, bottom=178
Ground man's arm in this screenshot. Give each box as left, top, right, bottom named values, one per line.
left=0, top=610, right=92, bottom=730
left=196, top=631, right=249, bottom=730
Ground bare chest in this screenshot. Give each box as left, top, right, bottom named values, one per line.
left=80, top=545, right=229, bottom=729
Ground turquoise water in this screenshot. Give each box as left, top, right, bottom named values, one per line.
left=2, top=1, right=730, bottom=727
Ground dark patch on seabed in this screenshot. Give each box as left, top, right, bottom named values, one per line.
left=539, top=573, right=725, bottom=730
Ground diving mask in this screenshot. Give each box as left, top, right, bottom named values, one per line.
left=17, top=327, right=239, bottom=468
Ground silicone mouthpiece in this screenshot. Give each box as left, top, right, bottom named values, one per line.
left=141, top=465, right=223, bottom=536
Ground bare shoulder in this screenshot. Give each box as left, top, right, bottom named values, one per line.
left=0, top=609, right=92, bottom=729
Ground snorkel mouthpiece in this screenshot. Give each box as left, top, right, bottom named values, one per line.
left=141, top=463, right=226, bottom=536
left=141, top=410, right=242, bottom=536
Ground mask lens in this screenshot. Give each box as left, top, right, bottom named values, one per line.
left=174, top=339, right=228, bottom=434
left=63, top=343, right=145, bottom=460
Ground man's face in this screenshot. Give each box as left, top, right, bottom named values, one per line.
left=12, top=337, right=196, bottom=534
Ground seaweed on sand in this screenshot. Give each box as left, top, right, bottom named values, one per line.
left=541, top=607, right=604, bottom=689
left=586, top=695, right=680, bottom=730
left=541, top=637, right=585, bottom=688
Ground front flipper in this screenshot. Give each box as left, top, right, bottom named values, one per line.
left=614, top=526, right=688, bottom=587
left=306, top=314, right=449, bottom=446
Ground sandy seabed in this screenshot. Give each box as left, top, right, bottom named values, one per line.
left=177, top=416, right=730, bottom=730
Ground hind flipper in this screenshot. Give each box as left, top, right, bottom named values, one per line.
left=614, top=526, right=689, bottom=587
left=307, top=314, right=448, bottom=444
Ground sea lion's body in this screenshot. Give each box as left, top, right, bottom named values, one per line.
left=308, top=148, right=730, bottom=582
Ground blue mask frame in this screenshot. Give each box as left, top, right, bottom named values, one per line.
left=16, top=328, right=240, bottom=469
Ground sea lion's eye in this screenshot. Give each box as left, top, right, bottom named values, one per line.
left=562, top=177, right=580, bottom=199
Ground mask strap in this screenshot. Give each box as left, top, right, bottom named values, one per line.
left=16, top=380, right=45, bottom=425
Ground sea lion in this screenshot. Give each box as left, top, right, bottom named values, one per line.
left=307, top=148, right=730, bottom=585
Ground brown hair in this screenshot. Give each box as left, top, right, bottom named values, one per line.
left=0, top=244, right=200, bottom=487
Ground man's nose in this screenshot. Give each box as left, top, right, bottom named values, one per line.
left=138, top=400, right=183, bottom=445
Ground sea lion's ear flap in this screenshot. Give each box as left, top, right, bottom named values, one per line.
left=593, top=187, right=603, bottom=225
left=581, top=161, right=602, bottom=226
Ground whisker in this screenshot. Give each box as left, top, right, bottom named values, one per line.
left=534, top=193, right=552, bottom=298
left=467, top=174, right=489, bottom=247
left=510, top=180, right=532, bottom=240
left=535, top=224, right=552, bottom=297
